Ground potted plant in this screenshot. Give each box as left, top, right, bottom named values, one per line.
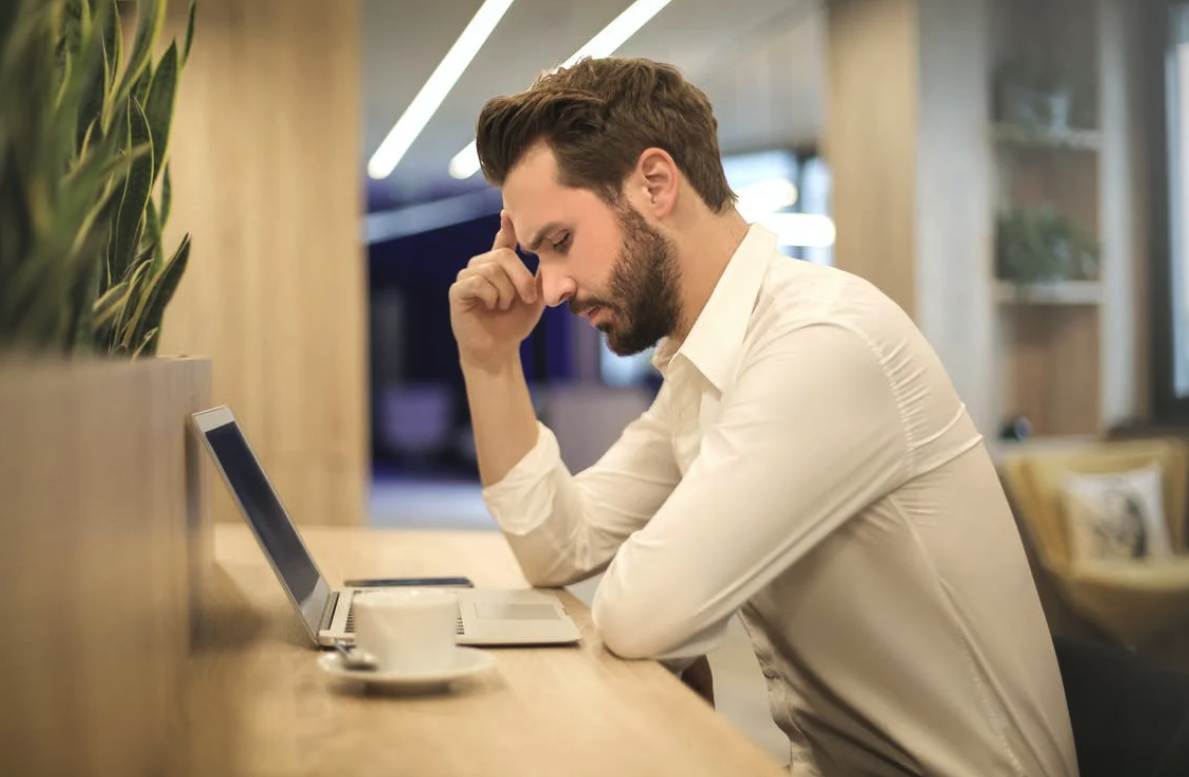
left=996, top=204, right=1100, bottom=290
left=1, top=0, right=196, bottom=356
left=0, top=2, right=214, bottom=773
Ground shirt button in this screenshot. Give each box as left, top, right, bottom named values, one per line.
left=761, top=665, right=778, bottom=680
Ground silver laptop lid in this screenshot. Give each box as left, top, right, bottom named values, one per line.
left=191, top=406, right=333, bottom=642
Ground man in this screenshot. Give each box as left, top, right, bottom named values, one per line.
left=449, top=57, right=1077, bottom=777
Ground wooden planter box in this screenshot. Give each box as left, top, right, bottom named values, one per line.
left=0, top=357, right=213, bottom=775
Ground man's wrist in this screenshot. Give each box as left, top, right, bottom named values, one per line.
left=459, top=352, right=522, bottom=379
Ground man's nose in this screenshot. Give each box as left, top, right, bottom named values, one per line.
left=540, top=269, right=577, bottom=308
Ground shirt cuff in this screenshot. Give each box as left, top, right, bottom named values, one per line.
left=481, top=421, right=560, bottom=533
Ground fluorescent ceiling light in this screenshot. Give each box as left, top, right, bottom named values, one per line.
left=449, top=0, right=674, bottom=180
left=759, top=213, right=836, bottom=248
left=736, top=179, right=799, bottom=222
left=368, top=0, right=516, bottom=180
left=560, top=0, right=673, bottom=66
left=450, top=141, right=481, bottom=179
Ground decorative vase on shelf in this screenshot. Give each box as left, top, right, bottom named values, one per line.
left=1001, top=84, right=1073, bottom=132
left=995, top=57, right=1087, bottom=134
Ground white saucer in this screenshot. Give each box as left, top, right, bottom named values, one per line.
left=318, top=647, right=496, bottom=693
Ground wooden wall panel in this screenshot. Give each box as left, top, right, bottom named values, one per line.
left=159, top=0, right=367, bottom=526
left=825, top=0, right=919, bottom=316
left=1000, top=307, right=1102, bottom=435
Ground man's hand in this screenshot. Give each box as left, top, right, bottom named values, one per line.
left=449, top=211, right=546, bottom=372
left=681, top=655, right=715, bottom=707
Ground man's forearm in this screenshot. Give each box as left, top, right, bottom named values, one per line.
left=461, top=356, right=540, bottom=487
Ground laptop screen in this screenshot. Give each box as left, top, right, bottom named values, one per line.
left=197, top=411, right=331, bottom=638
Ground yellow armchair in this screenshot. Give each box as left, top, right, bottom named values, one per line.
left=1000, top=439, right=1189, bottom=646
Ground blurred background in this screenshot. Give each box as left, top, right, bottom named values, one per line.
left=364, top=0, right=831, bottom=512
left=9, top=0, right=1180, bottom=765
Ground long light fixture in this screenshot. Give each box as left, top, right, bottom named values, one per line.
left=368, top=0, right=517, bottom=180
left=735, top=179, right=799, bottom=222
left=448, top=0, right=674, bottom=180
left=760, top=213, right=837, bottom=248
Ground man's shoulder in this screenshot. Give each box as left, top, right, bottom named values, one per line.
left=754, top=256, right=904, bottom=333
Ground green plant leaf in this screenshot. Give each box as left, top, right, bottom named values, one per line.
left=131, top=57, right=151, bottom=106
left=113, top=254, right=153, bottom=350
left=117, top=239, right=161, bottom=349
left=132, top=326, right=158, bottom=358
left=55, top=49, right=74, bottom=118
left=59, top=0, right=85, bottom=71
left=24, top=140, right=131, bottom=313
left=54, top=0, right=107, bottom=173
left=66, top=177, right=119, bottom=355
left=143, top=197, right=164, bottom=274
left=183, top=2, right=196, bottom=65
left=111, top=0, right=162, bottom=111
left=0, top=0, right=21, bottom=58
left=91, top=278, right=129, bottom=329
left=77, top=117, right=96, bottom=158
left=102, top=0, right=118, bottom=86
left=1, top=256, right=68, bottom=349
left=132, top=232, right=190, bottom=355
left=160, top=163, right=171, bottom=227
left=144, top=41, right=177, bottom=186
left=95, top=0, right=120, bottom=134
left=69, top=248, right=103, bottom=352
left=109, top=96, right=153, bottom=285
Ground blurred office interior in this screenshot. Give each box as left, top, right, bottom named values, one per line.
left=346, top=0, right=1189, bottom=755
left=6, top=0, right=1182, bottom=766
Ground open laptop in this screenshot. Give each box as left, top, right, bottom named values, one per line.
left=191, top=405, right=582, bottom=648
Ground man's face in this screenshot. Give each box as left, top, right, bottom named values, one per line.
left=502, top=144, right=681, bottom=356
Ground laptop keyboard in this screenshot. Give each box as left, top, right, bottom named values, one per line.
left=345, top=603, right=465, bottom=636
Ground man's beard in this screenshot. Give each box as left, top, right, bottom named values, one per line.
left=577, top=204, right=682, bottom=357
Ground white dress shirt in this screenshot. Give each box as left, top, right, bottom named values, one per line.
left=483, top=225, right=1078, bottom=777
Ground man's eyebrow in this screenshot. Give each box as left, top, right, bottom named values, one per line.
left=525, top=222, right=563, bottom=253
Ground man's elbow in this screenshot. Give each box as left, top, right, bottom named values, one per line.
left=592, top=596, right=682, bottom=659
left=515, top=555, right=596, bottom=589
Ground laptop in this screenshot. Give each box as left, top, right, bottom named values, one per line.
left=191, top=405, right=582, bottom=648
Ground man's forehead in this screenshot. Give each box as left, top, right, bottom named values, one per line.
left=502, top=146, right=560, bottom=211
left=503, top=172, right=574, bottom=248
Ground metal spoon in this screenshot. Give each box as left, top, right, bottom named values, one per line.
left=332, top=639, right=378, bottom=671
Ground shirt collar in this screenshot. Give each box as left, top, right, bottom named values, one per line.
left=651, top=224, right=778, bottom=390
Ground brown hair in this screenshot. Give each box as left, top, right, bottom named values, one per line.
left=475, top=57, right=736, bottom=213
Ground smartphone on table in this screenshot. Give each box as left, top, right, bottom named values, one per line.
left=342, top=576, right=474, bottom=588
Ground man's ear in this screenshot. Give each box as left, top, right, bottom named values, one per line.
left=636, top=147, right=679, bottom=219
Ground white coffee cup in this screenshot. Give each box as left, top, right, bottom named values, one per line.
left=352, top=589, right=459, bottom=673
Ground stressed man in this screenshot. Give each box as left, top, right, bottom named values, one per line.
left=448, top=57, right=1077, bottom=777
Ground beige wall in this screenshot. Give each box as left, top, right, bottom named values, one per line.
left=914, top=0, right=997, bottom=438
left=1106, top=0, right=1155, bottom=423
left=160, top=0, right=367, bottom=526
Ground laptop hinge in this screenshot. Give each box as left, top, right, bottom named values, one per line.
left=319, top=590, right=340, bottom=633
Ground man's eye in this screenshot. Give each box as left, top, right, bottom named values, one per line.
left=553, top=234, right=572, bottom=253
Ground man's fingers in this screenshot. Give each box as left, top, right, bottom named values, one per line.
left=457, top=275, right=500, bottom=310
left=491, top=210, right=518, bottom=252
left=464, top=250, right=536, bottom=306
left=470, top=262, right=518, bottom=309
left=490, top=249, right=537, bottom=304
